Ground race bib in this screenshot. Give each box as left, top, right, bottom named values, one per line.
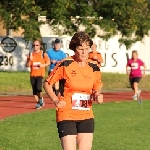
left=131, top=62, right=138, bottom=70
left=33, top=62, right=41, bottom=69
left=72, top=93, right=90, bottom=110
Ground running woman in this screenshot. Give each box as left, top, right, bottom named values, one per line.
left=88, top=43, right=103, bottom=68
left=89, top=43, right=103, bottom=93
left=26, top=39, right=50, bottom=109
left=44, top=31, right=103, bottom=150
left=126, top=50, right=146, bottom=100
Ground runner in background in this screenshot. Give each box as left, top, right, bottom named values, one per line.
left=44, top=31, right=103, bottom=150
left=47, top=38, right=66, bottom=96
left=26, top=39, right=50, bottom=109
left=88, top=43, right=103, bottom=68
left=126, top=50, right=146, bottom=100
left=89, top=43, right=103, bottom=93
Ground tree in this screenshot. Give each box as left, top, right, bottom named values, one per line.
left=0, top=0, right=43, bottom=40
left=94, top=0, right=150, bottom=49
left=0, top=0, right=150, bottom=48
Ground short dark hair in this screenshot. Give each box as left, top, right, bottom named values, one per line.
left=69, top=31, right=93, bottom=51
left=54, top=38, right=60, bottom=44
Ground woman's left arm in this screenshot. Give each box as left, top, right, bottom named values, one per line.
left=92, top=64, right=103, bottom=103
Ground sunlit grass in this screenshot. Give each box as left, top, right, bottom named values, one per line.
left=0, top=72, right=150, bottom=93
left=0, top=101, right=150, bottom=150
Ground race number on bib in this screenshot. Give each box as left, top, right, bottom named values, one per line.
left=72, top=93, right=90, bottom=110
left=33, top=62, right=41, bottom=69
left=131, top=62, right=138, bottom=70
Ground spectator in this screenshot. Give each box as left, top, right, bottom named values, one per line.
left=47, top=38, right=66, bottom=96
left=126, top=50, right=146, bottom=100
left=43, top=31, right=103, bottom=150
left=26, top=39, right=50, bottom=109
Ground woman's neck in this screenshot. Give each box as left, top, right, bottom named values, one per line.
left=33, top=49, right=40, bottom=53
left=133, top=58, right=138, bottom=61
left=77, top=61, right=87, bottom=67
left=74, top=56, right=87, bottom=67
left=92, top=50, right=97, bottom=53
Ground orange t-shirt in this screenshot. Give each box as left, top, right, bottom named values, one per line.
left=46, top=56, right=103, bottom=122
left=88, top=52, right=103, bottom=67
left=27, top=50, right=49, bottom=77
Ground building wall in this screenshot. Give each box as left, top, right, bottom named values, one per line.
left=0, top=35, right=150, bottom=73
left=0, top=22, right=24, bottom=37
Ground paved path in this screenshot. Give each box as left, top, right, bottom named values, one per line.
left=0, top=91, right=150, bottom=120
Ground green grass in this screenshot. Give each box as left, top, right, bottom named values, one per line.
left=0, top=101, right=150, bottom=150
left=0, top=71, right=150, bottom=93
left=0, top=72, right=31, bottom=93
left=101, top=73, right=150, bottom=90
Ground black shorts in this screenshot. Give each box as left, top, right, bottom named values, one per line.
left=129, top=77, right=141, bottom=85
left=30, top=76, right=43, bottom=95
left=57, top=118, right=94, bottom=138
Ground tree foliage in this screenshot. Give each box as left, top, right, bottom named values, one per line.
left=0, top=0, right=150, bottom=48
left=0, top=0, right=43, bottom=40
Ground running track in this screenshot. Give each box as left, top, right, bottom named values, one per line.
left=0, top=91, right=150, bottom=120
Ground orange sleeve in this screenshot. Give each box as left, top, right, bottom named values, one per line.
left=88, top=53, right=92, bottom=59
left=45, top=61, right=64, bottom=85
left=44, top=53, right=50, bottom=63
left=98, top=53, right=103, bottom=63
left=93, top=64, right=103, bottom=90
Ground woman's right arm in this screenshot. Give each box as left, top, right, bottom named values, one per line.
left=43, top=81, right=66, bottom=108
left=26, top=59, right=30, bottom=67
left=26, top=53, right=32, bottom=67
left=43, top=61, right=66, bottom=108
left=43, top=82, right=59, bottom=104
left=126, top=60, right=130, bottom=75
left=126, top=66, right=130, bottom=75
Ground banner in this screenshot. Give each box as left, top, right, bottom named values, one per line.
left=0, top=36, right=149, bottom=73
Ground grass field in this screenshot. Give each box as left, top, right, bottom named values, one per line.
left=0, top=101, right=150, bottom=150
left=0, top=72, right=31, bottom=93
left=0, top=71, right=150, bottom=93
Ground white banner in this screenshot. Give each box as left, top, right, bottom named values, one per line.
left=0, top=36, right=149, bottom=73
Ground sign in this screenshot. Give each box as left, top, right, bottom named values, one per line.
left=1, top=37, right=17, bottom=53
left=0, top=36, right=150, bottom=73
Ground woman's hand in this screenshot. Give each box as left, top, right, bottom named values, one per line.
left=54, top=100, right=66, bottom=108
left=38, top=64, right=45, bottom=68
left=142, top=73, right=146, bottom=77
left=51, top=59, right=57, bottom=64
left=91, top=91, right=103, bottom=104
left=96, top=94, right=103, bottom=103
left=126, top=71, right=130, bottom=75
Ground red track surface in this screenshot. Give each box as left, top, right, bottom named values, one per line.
left=0, top=91, right=150, bottom=120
